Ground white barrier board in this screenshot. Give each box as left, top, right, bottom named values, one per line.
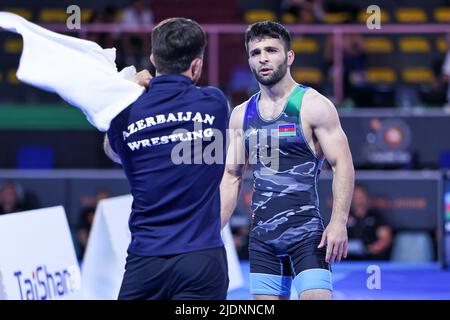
left=82, top=195, right=243, bottom=299
left=0, top=206, right=81, bottom=300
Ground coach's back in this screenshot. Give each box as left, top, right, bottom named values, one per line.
left=107, top=74, right=228, bottom=256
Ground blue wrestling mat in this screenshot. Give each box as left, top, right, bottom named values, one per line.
left=227, top=261, right=450, bottom=300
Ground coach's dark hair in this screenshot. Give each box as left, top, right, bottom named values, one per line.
left=151, top=18, right=206, bottom=74
left=245, top=21, right=291, bottom=53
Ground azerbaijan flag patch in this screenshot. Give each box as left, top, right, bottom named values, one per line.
left=278, top=123, right=297, bottom=137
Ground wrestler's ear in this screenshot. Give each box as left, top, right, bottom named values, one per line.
left=287, top=50, right=295, bottom=67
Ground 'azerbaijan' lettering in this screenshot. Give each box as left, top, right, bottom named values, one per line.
left=123, top=112, right=215, bottom=140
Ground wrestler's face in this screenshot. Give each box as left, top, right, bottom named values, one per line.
left=247, top=37, right=294, bottom=86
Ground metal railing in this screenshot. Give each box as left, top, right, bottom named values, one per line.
left=5, top=22, right=450, bottom=104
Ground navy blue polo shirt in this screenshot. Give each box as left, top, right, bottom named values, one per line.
left=107, top=74, right=229, bottom=256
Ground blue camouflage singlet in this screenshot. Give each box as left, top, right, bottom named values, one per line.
left=243, top=84, right=325, bottom=254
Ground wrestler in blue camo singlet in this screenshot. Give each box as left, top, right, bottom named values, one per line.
left=243, top=85, right=325, bottom=254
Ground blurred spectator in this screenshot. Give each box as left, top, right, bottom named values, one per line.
left=120, top=0, right=153, bottom=68
left=233, top=225, right=250, bottom=260
left=442, top=33, right=450, bottom=108
left=347, top=184, right=393, bottom=260
left=77, top=189, right=111, bottom=259
left=0, top=181, right=24, bottom=214
left=281, top=0, right=324, bottom=24
left=323, top=0, right=359, bottom=19
left=418, top=54, right=448, bottom=107
left=324, top=24, right=371, bottom=107
left=0, top=181, right=39, bottom=214
left=416, top=33, right=450, bottom=107
left=230, top=184, right=253, bottom=260
left=86, top=6, right=118, bottom=49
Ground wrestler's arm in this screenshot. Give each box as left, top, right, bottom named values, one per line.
left=303, top=91, right=355, bottom=263
left=220, top=103, right=248, bottom=229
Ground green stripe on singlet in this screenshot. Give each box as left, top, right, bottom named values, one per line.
left=285, top=85, right=308, bottom=117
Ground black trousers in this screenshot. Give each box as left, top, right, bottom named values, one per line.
left=118, top=246, right=229, bottom=300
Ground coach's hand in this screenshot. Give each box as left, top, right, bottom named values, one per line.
left=318, top=220, right=348, bottom=264
left=133, top=69, right=152, bottom=88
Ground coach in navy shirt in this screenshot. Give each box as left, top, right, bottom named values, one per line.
left=104, top=18, right=229, bottom=300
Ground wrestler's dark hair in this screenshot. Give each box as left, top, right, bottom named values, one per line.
left=151, top=18, right=206, bottom=74
left=244, top=21, right=291, bottom=53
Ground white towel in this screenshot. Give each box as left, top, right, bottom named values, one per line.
left=0, top=12, right=145, bottom=132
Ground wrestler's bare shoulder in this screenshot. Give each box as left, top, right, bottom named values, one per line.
left=229, top=100, right=250, bottom=130
left=301, top=88, right=338, bottom=121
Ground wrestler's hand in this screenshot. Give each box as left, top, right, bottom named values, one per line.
left=133, top=69, right=152, bottom=88
left=318, top=221, right=348, bottom=264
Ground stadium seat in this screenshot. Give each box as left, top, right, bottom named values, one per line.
left=396, top=8, right=427, bottom=23
left=434, top=7, right=450, bottom=23
left=243, top=9, right=276, bottom=24
left=323, top=12, right=352, bottom=24
left=39, top=8, right=67, bottom=23
left=116, top=10, right=125, bottom=22
left=391, top=231, right=434, bottom=262
left=401, top=67, right=434, bottom=83
left=365, top=37, right=393, bottom=53
left=357, top=9, right=390, bottom=23
left=4, top=39, right=23, bottom=54
left=40, top=7, right=92, bottom=22
left=7, top=69, right=20, bottom=85
left=293, top=67, right=323, bottom=84
left=436, top=37, right=448, bottom=53
left=399, top=37, right=431, bottom=53
left=291, top=37, right=319, bottom=54
left=282, top=13, right=297, bottom=24
left=366, top=68, right=397, bottom=83
left=80, top=9, right=93, bottom=23
left=3, top=8, right=32, bottom=20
